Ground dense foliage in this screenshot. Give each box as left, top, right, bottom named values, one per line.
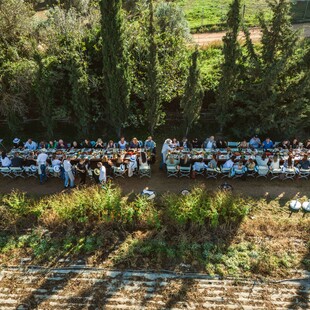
left=0, top=0, right=309, bottom=139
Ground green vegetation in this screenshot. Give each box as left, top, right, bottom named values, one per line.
left=0, top=186, right=309, bottom=278
left=0, top=0, right=309, bottom=139
left=176, top=0, right=310, bottom=30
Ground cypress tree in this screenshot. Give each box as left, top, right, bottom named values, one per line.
left=100, top=0, right=131, bottom=136
left=144, top=0, right=164, bottom=135
left=180, top=48, right=203, bottom=136
left=215, top=0, right=242, bottom=133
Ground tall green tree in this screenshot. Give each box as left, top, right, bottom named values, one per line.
left=100, top=0, right=131, bottom=136
left=233, top=0, right=310, bottom=136
left=144, top=0, right=164, bottom=135
left=215, top=0, right=242, bottom=133
left=180, top=48, right=203, bottom=136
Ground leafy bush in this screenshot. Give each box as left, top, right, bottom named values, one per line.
left=163, top=187, right=250, bottom=229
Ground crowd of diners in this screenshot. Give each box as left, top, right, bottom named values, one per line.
left=0, top=136, right=156, bottom=187
left=160, top=135, right=310, bottom=178
left=1, top=134, right=310, bottom=186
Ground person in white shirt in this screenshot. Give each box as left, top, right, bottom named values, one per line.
left=63, top=156, right=75, bottom=188
left=24, top=138, right=37, bottom=150
left=0, top=152, right=11, bottom=167
left=118, top=137, right=127, bottom=150
left=270, top=155, right=280, bottom=170
left=255, top=153, right=269, bottom=167
left=97, top=162, right=106, bottom=183
left=160, top=139, right=173, bottom=169
left=37, top=149, right=48, bottom=184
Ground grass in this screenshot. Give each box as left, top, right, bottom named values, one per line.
left=0, top=185, right=309, bottom=278
left=176, top=0, right=310, bottom=31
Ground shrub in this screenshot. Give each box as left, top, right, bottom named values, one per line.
left=163, top=187, right=250, bottom=229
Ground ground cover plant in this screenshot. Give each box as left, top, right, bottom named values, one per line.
left=0, top=185, right=309, bottom=279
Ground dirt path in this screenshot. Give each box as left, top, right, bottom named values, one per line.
left=0, top=166, right=309, bottom=203
left=192, top=23, right=310, bottom=45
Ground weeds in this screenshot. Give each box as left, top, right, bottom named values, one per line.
left=0, top=185, right=308, bottom=278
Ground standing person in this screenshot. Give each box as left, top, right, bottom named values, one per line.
left=97, top=162, right=106, bottom=184
left=63, top=156, right=75, bottom=188
left=37, top=149, right=48, bottom=184
left=160, top=139, right=173, bottom=169
left=76, top=158, right=88, bottom=185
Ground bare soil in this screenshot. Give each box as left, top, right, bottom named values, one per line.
left=192, top=23, right=310, bottom=46
left=0, top=165, right=309, bottom=203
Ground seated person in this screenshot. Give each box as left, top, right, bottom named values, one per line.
left=283, top=153, right=295, bottom=170
left=255, top=153, right=269, bottom=167
left=171, top=138, right=180, bottom=149
left=304, top=139, right=310, bottom=149
left=47, top=140, right=57, bottom=149
left=81, top=139, right=92, bottom=148
left=38, top=140, right=48, bottom=149
left=223, top=156, right=235, bottom=169
left=246, top=158, right=256, bottom=170
left=118, top=137, right=127, bottom=150
left=191, top=138, right=201, bottom=149
left=129, top=137, right=140, bottom=149
left=239, top=138, right=248, bottom=149
left=24, top=138, right=37, bottom=150
left=95, top=138, right=105, bottom=148
left=115, top=154, right=123, bottom=167
left=51, top=154, right=62, bottom=167
left=208, top=154, right=218, bottom=169
left=181, top=137, right=191, bottom=149
left=192, top=158, right=208, bottom=172
left=299, top=155, right=310, bottom=170
left=24, top=152, right=36, bottom=166
left=269, top=155, right=280, bottom=170
left=249, top=135, right=261, bottom=149
left=216, top=139, right=227, bottom=149
left=0, top=152, right=11, bottom=167
left=144, top=136, right=156, bottom=153
left=70, top=141, right=79, bottom=149
left=291, top=138, right=299, bottom=149
left=11, top=152, right=23, bottom=167
left=262, top=137, right=274, bottom=150
left=179, top=154, right=191, bottom=167
left=139, top=152, right=149, bottom=169
left=56, top=139, right=67, bottom=149
left=13, top=138, right=24, bottom=149
left=234, top=160, right=244, bottom=170
left=106, top=140, right=116, bottom=149
left=203, top=136, right=216, bottom=149
left=280, top=139, right=290, bottom=149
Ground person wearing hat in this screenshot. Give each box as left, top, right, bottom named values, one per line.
left=37, top=149, right=48, bottom=184
left=97, top=162, right=106, bottom=184
left=13, top=138, right=23, bottom=149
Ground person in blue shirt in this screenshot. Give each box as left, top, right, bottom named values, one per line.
left=262, top=137, right=274, bottom=150
left=24, top=138, right=37, bottom=150
left=144, top=136, right=156, bottom=152
left=249, top=135, right=261, bottom=149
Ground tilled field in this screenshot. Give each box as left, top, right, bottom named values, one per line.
left=0, top=267, right=309, bottom=309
